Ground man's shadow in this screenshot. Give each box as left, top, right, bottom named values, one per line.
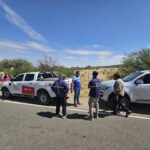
left=37, top=112, right=55, bottom=119
left=67, top=113, right=88, bottom=120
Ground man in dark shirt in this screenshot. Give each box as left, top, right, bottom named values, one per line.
left=52, top=74, right=69, bottom=119
left=88, top=71, right=101, bottom=121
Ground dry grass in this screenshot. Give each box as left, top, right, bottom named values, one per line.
left=79, top=68, right=118, bottom=98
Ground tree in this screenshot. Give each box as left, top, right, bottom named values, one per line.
left=120, top=48, right=150, bottom=75
left=0, top=58, right=36, bottom=76
left=38, top=56, right=59, bottom=72
left=57, top=66, right=75, bottom=77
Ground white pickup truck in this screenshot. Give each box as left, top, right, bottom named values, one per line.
left=1, top=72, right=72, bottom=105
left=100, top=70, right=150, bottom=107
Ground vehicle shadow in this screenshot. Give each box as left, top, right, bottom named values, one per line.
left=37, top=112, right=55, bottom=118
left=99, top=100, right=150, bottom=116
left=0, top=95, right=56, bottom=106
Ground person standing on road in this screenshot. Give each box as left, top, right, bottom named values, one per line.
left=71, top=71, right=81, bottom=107
left=52, top=74, right=69, bottom=119
left=88, top=71, right=101, bottom=121
left=113, top=73, right=131, bottom=117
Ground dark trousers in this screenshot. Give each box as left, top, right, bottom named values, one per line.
left=56, top=97, right=67, bottom=116
left=113, top=95, right=129, bottom=114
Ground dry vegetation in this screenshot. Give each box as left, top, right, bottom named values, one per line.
left=79, top=67, right=118, bottom=98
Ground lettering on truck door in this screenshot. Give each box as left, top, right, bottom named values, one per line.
left=22, top=74, right=35, bottom=96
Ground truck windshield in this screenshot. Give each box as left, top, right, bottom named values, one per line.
left=123, top=71, right=143, bottom=82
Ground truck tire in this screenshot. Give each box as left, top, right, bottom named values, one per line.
left=37, top=90, right=50, bottom=105
left=2, top=88, right=12, bottom=99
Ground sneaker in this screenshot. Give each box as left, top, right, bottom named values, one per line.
left=125, top=110, right=131, bottom=117
left=89, top=118, right=94, bottom=121
left=95, top=116, right=98, bottom=119
left=62, top=115, right=67, bottom=119
left=74, top=104, right=78, bottom=107
left=77, top=103, right=82, bottom=105
left=55, top=114, right=61, bottom=117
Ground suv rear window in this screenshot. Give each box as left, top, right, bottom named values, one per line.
left=25, top=74, right=34, bottom=81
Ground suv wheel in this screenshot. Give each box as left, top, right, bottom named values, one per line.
left=37, top=91, right=50, bottom=105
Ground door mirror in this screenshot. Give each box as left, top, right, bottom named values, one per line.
left=135, top=79, right=143, bottom=85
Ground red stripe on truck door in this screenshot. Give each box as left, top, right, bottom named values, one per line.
left=22, top=86, right=35, bottom=95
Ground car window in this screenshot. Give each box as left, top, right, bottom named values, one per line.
left=143, top=74, right=150, bottom=84
left=13, top=74, right=24, bottom=81
left=38, top=73, right=53, bottom=79
left=123, top=72, right=143, bottom=82
left=25, top=74, right=35, bottom=81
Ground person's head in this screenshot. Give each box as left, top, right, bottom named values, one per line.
left=75, top=71, right=80, bottom=77
left=59, top=74, right=66, bottom=80
left=92, top=71, right=98, bottom=78
left=113, top=72, right=121, bottom=80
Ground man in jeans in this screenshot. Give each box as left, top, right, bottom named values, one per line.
left=52, top=74, right=69, bottom=119
left=88, top=71, right=101, bottom=121
left=71, top=71, right=81, bottom=107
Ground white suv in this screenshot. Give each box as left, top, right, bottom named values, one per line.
left=100, top=70, right=150, bottom=107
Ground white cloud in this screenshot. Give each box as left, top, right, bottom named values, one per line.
left=66, top=56, right=88, bottom=61
left=0, top=0, right=46, bottom=42
left=26, top=41, right=53, bottom=52
left=0, top=40, right=54, bottom=53
left=64, top=49, right=113, bottom=56
left=97, top=54, right=124, bottom=66
left=66, top=56, right=77, bottom=60
left=0, top=40, right=27, bottom=53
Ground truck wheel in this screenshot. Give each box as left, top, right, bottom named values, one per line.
left=2, top=88, right=12, bottom=99
left=37, top=91, right=50, bottom=105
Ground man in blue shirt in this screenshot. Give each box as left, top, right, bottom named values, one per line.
left=71, top=71, right=81, bottom=107
left=88, top=71, right=101, bottom=121
left=52, top=74, right=69, bottom=119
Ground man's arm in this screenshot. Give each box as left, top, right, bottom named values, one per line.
left=88, top=80, right=92, bottom=89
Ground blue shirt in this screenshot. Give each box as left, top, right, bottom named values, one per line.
left=52, top=79, right=69, bottom=97
left=72, top=75, right=81, bottom=89
left=88, top=77, right=101, bottom=98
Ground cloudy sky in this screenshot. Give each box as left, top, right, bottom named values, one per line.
left=0, top=0, right=150, bottom=67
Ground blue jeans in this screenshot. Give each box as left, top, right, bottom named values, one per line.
left=74, top=88, right=80, bottom=105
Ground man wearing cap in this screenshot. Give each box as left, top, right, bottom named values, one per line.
left=52, top=74, right=69, bottom=119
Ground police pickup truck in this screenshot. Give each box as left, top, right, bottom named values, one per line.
left=1, top=72, right=72, bottom=105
